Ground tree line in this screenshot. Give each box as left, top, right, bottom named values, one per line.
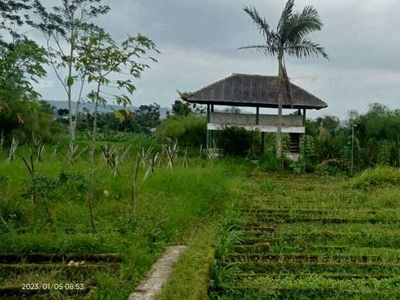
left=0, top=0, right=158, bottom=144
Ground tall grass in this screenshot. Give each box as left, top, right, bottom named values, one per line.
left=0, top=145, right=240, bottom=299
left=352, top=166, right=400, bottom=189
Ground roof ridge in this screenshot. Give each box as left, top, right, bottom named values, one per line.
left=232, top=73, right=277, bottom=78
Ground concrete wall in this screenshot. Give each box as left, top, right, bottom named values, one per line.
left=210, top=112, right=303, bottom=127
left=207, top=123, right=305, bottom=133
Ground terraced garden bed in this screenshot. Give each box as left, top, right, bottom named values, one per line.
left=209, top=173, right=400, bottom=299
left=0, top=253, right=121, bottom=299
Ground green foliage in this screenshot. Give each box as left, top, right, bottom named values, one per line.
left=218, top=126, right=257, bottom=157
left=304, top=105, right=400, bottom=172
left=209, top=169, right=400, bottom=299
left=240, top=0, right=328, bottom=59
left=171, top=100, right=192, bottom=117
left=33, top=0, right=112, bottom=141
left=258, top=151, right=282, bottom=172
left=315, top=160, right=341, bottom=176
left=77, top=104, right=161, bottom=135
left=214, top=228, right=244, bottom=261
left=0, top=155, right=235, bottom=236
left=352, top=166, right=400, bottom=189
left=355, top=104, right=400, bottom=167
left=140, top=166, right=229, bottom=238
left=209, top=219, right=244, bottom=295
left=156, top=115, right=206, bottom=148
left=0, top=99, right=55, bottom=143
left=307, top=116, right=343, bottom=162
left=21, top=171, right=88, bottom=207
left=75, top=24, right=158, bottom=108
left=288, top=134, right=317, bottom=174
left=340, top=135, right=362, bottom=172
left=289, top=160, right=306, bottom=174
left=377, top=140, right=392, bottom=166
left=0, top=152, right=242, bottom=298
left=300, top=135, right=316, bottom=162
left=135, top=103, right=161, bottom=132
left=0, top=39, right=47, bottom=101
left=0, top=39, right=49, bottom=142
left=0, top=174, right=9, bottom=187
left=0, top=0, right=33, bottom=44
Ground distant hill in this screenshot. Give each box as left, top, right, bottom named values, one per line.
left=44, top=100, right=170, bottom=119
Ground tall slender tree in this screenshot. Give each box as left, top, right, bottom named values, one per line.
left=239, top=0, right=328, bottom=157
left=75, top=24, right=158, bottom=231
left=33, top=0, right=110, bottom=143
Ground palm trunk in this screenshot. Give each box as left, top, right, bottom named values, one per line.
left=276, top=55, right=285, bottom=158
left=282, top=58, right=294, bottom=107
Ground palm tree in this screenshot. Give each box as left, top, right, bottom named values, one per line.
left=239, top=0, right=328, bottom=157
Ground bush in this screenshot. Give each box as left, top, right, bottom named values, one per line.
left=315, top=159, right=342, bottom=176
left=258, top=151, right=281, bottom=172
left=217, top=126, right=257, bottom=157
left=156, top=115, right=206, bottom=148
left=352, top=166, right=400, bottom=189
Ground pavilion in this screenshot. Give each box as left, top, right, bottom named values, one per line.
left=185, top=73, right=327, bottom=157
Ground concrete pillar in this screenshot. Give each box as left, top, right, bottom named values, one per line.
left=256, top=107, right=265, bottom=152
left=256, top=107, right=260, bottom=125
left=206, top=104, right=210, bottom=149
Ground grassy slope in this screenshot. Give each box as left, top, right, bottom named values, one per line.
left=0, top=146, right=243, bottom=299
left=3, top=144, right=400, bottom=299
left=156, top=168, right=249, bottom=300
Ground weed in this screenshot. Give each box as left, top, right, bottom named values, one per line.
left=352, top=166, right=400, bottom=189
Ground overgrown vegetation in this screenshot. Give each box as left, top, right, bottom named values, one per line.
left=1, top=1, right=400, bottom=300
left=156, top=115, right=206, bottom=149
left=352, top=166, right=400, bottom=189
left=217, top=126, right=257, bottom=157
left=209, top=171, right=400, bottom=299
left=0, top=146, right=239, bottom=298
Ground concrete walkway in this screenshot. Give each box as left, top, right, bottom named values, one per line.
left=128, top=246, right=187, bottom=300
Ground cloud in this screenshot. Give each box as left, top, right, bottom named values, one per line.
left=35, top=0, right=400, bottom=119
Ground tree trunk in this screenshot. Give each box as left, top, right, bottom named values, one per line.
left=276, top=55, right=285, bottom=158
left=130, top=155, right=141, bottom=215
left=86, top=83, right=100, bottom=233
left=68, top=25, right=75, bottom=143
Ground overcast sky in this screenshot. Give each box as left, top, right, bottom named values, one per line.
left=34, top=0, right=400, bottom=119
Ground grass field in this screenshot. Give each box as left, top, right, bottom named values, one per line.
left=0, top=144, right=243, bottom=299
left=1, top=143, right=400, bottom=299
left=209, top=169, right=400, bottom=300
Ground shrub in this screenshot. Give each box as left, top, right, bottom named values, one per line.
left=156, top=115, right=206, bottom=148
left=315, top=159, right=341, bottom=176
left=258, top=151, right=281, bottom=171
left=217, top=126, right=257, bottom=157
left=352, top=166, right=400, bottom=189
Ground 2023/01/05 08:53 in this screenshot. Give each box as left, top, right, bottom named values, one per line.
left=21, top=283, right=85, bottom=290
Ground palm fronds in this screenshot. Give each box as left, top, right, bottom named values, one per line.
left=286, top=38, right=328, bottom=59
left=277, top=0, right=295, bottom=35
left=240, top=0, right=328, bottom=62
left=241, top=6, right=280, bottom=56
